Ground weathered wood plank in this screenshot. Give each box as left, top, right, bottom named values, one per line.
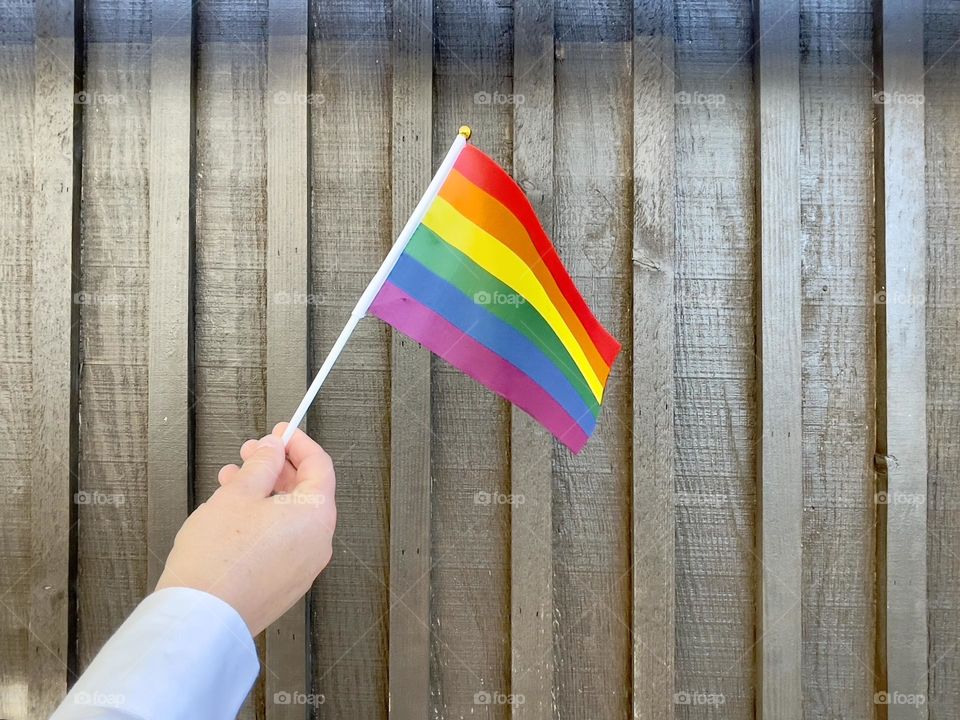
left=264, top=1, right=307, bottom=717
left=798, top=2, right=877, bottom=717
left=924, top=3, right=960, bottom=717
left=30, top=0, right=80, bottom=714
left=309, top=2, right=391, bottom=717
left=872, top=1, right=930, bottom=718
left=389, top=0, right=433, bottom=716
left=0, top=5, right=36, bottom=719
left=76, top=0, right=151, bottom=671
left=873, top=1, right=929, bottom=718
left=511, top=2, right=555, bottom=718
left=673, top=0, right=756, bottom=715
left=754, top=1, right=802, bottom=718
left=146, top=0, right=194, bottom=587
left=632, top=0, right=676, bottom=716
left=429, top=1, right=512, bottom=718
left=553, top=2, right=632, bottom=718
left=195, top=3, right=269, bottom=718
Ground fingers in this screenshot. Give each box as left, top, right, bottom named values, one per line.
left=230, top=434, right=285, bottom=497
left=239, top=427, right=327, bottom=493
left=218, top=464, right=240, bottom=486
left=221, top=458, right=300, bottom=492
left=272, top=422, right=324, bottom=468
left=292, top=450, right=336, bottom=500
left=239, top=438, right=259, bottom=459
left=288, top=452, right=336, bottom=534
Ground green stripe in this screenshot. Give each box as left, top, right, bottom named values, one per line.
left=405, top=224, right=600, bottom=417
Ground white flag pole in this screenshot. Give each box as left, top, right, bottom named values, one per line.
left=280, top=126, right=472, bottom=446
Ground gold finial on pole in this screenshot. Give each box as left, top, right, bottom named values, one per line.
left=458, top=125, right=472, bottom=140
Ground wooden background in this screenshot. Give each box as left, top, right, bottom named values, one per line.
left=0, top=0, right=958, bottom=718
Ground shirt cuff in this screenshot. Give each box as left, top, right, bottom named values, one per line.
left=51, top=587, right=260, bottom=720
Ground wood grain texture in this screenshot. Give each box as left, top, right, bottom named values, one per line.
left=429, top=2, right=512, bottom=719
left=195, top=3, right=269, bottom=718
left=553, top=3, right=632, bottom=718
left=511, top=2, right=555, bottom=718
left=29, top=0, right=81, bottom=715
left=75, top=0, right=151, bottom=672
left=0, top=5, right=36, bottom=718
left=873, top=1, right=928, bottom=717
left=754, top=2, right=802, bottom=718
left=389, top=0, right=433, bottom=717
left=308, top=2, right=391, bottom=717
left=673, top=0, right=756, bottom=716
left=146, top=0, right=194, bottom=587
left=632, top=0, right=676, bottom=716
left=924, top=2, right=960, bottom=718
left=263, top=1, right=306, bottom=717
left=5, top=2, right=958, bottom=715
left=798, top=2, right=877, bottom=717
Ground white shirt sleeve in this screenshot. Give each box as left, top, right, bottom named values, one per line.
left=49, top=587, right=260, bottom=720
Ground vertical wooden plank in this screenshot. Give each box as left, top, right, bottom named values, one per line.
left=924, top=2, right=960, bottom=717
left=754, top=1, right=802, bottom=718
left=30, top=0, right=80, bottom=714
left=511, top=2, right=554, bottom=718
left=389, top=0, right=432, bottom=717
left=265, top=1, right=308, bottom=717
left=195, top=3, right=269, bottom=718
left=874, top=0, right=928, bottom=717
left=429, top=1, right=512, bottom=717
left=309, top=2, right=391, bottom=717
left=798, top=2, right=877, bottom=717
left=0, top=4, right=36, bottom=717
left=632, top=0, right=675, bottom=716
left=673, top=0, right=756, bottom=715
left=147, top=0, right=194, bottom=587
left=553, top=3, right=632, bottom=718
left=76, top=0, right=151, bottom=669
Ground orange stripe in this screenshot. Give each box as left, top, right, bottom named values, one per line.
left=453, top=144, right=621, bottom=365
left=438, top=169, right=611, bottom=384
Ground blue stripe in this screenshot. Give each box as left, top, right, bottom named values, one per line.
left=387, top=252, right=597, bottom=436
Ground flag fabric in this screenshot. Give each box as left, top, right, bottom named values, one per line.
left=369, top=143, right=620, bottom=453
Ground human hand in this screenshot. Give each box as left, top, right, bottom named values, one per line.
left=155, top=423, right=336, bottom=636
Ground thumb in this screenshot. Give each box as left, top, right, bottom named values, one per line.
left=230, top=434, right=285, bottom=497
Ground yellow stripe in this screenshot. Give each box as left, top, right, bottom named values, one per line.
left=422, top=196, right=605, bottom=401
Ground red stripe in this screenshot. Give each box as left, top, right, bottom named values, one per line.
left=452, top=144, right=621, bottom=366
left=370, top=281, right=591, bottom=453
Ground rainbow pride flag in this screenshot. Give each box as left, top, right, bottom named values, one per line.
left=369, top=140, right=620, bottom=453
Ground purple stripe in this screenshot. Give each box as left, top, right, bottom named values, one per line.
left=370, top=281, right=590, bottom=453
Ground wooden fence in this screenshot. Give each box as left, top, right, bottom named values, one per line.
left=1, top=0, right=958, bottom=718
